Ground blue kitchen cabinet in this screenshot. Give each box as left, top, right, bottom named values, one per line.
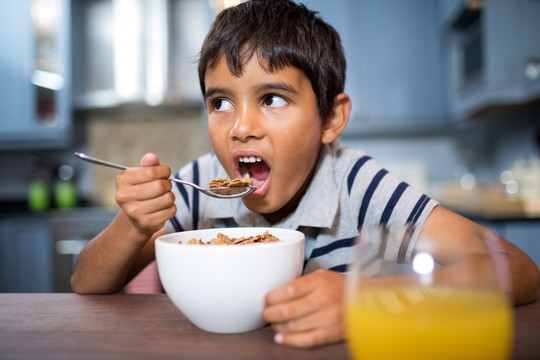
left=303, top=0, right=447, bottom=134
left=443, top=0, right=540, bottom=120
left=0, top=215, right=53, bottom=293
left=437, top=0, right=463, bottom=24
left=0, top=0, right=71, bottom=150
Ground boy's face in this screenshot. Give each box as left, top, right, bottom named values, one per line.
left=205, top=55, right=323, bottom=220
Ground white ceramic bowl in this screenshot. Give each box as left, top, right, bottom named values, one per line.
left=155, top=227, right=305, bottom=333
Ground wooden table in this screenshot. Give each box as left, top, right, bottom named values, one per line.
left=0, top=294, right=538, bottom=359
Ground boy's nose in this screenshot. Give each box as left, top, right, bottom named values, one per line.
left=229, top=106, right=262, bottom=141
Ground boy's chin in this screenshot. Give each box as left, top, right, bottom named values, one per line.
left=242, top=197, right=277, bottom=214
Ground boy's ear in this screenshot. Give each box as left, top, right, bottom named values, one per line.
left=320, top=93, right=351, bottom=144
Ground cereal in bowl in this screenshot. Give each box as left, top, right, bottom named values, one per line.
left=181, top=231, right=280, bottom=245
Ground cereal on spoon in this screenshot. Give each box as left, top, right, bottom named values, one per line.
left=208, top=177, right=253, bottom=188
left=207, top=177, right=254, bottom=196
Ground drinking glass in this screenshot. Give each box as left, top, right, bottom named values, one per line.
left=345, top=224, right=513, bottom=360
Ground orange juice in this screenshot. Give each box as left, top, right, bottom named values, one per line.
left=346, top=286, right=512, bottom=360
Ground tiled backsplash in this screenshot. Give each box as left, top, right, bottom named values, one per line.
left=86, top=106, right=212, bottom=207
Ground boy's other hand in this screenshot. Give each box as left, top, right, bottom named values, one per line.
left=262, top=269, right=346, bottom=348
left=115, top=153, right=176, bottom=238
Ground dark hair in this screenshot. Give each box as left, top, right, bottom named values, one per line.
left=198, top=0, right=346, bottom=124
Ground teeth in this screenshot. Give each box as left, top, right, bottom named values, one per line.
left=238, top=156, right=262, bottom=163
left=239, top=156, right=261, bottom=179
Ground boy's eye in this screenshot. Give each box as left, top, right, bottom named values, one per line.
left=263, top=95, right=287, bottom=108
left=214, top=99, right=233, bottom=111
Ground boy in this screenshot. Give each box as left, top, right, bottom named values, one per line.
left=72, top=0, right=540, bottom=348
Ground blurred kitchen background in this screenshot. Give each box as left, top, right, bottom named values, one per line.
left=1, top=0, right=539, bottom=292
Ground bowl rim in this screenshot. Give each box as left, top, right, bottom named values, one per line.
left=155, top=227, right=305, bottom=250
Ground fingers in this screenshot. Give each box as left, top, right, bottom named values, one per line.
left=127, top=203, right=177, bottom=234
left=119, top=153, right=170, bottom=187
left=119, top=188, right=175, bottom=216
left=269, top=306, right=345, bottom=348
left=273, top=328, right=344, bottom=348
left=265, top=272, right=317, bottom=305
left=118, top=189, right=176, bottom=235
left=269, top=300, right=342, bottom=334
left=264, top=290, right=344, bottom=348
left=116, top=153, right=172, bottom=200
left=120, top=165, right=172, bottom=186
left=263, top=291, right=318, bottom=323
left=140, top=152, right=160, bottom=167
left=262, top=270, right=347, bottom=349
left=115, top=153, right=176, bottom=235
left=117, top=178, right=173, bottom=203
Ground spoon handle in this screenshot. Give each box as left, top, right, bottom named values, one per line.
left=75, top=152, right=202, bottom=190
left=74, top=152, right=128, bottom=171
left=75, top=152, right=255, bottom=199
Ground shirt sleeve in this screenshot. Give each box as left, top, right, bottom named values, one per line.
left=347, top=155, right=438, bottom=262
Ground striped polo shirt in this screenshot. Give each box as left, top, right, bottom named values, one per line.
left=165, top=140, right=438, bottom=274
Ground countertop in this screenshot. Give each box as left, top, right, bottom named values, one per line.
left=1, top=293, right=539, bottom=359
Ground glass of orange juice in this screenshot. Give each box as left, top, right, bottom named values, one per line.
left=345, top=224, right=513, bottom=360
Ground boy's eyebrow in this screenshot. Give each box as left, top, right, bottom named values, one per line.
left=254, top=82, right=299, bottom=95
left=205, top=82, right=299, bottom=99
left=205, top=87, right=228, bottom=99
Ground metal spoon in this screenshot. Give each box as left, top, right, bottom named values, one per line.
left=74, top=152, right=256, bottom=199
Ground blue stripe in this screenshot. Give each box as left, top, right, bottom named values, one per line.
left=328, top=264, right=348, bottom=273
left=173, top=173, right=190, bottom=210
left=347, top=156, right=371, bottom=194
left=406, top=194, right=429, bottom=224
left=169, top=216, right=183, bottom=232
left=310, top=237, right=355, bottom=258
left=357, top=169, right=388, bottom=227
left=397, top=225, right=415, bottom=263
left=380, top=181, right=408, bottom=224
left=192, top=160, right=200, bottom=230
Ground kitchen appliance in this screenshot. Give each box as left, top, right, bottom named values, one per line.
left=71, top=0, right=215, bottom=110
left=48, top=207, right=117, bottom=292
left=446, top=0, right=540, bottom=119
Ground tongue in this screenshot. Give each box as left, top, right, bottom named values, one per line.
left=249, top=161, right=270, bottom=182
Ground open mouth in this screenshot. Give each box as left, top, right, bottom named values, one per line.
left=238, top=156, right=270, bottom=188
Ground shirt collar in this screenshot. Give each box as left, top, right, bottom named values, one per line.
left=206, top=142, right=340, bottom=230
